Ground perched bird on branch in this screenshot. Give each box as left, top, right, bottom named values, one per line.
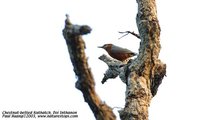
left=98, top=44, right=137, bottom=62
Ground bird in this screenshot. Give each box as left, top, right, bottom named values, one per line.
left=98, top=44, right=137, bottom=62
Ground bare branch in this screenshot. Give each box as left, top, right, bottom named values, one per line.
left=98, top=54, right=127, bottom=84
left=62, top=15, right=116, bottom=120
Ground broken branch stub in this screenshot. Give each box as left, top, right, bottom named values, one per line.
left=98, top=54, right=128, bottom=84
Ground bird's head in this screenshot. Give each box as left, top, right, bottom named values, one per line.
left=98, top=44, right=112, bottom=50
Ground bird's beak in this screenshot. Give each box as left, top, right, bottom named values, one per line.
left=98, top=46, right=103, bottom=48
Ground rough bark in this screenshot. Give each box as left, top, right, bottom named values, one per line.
left=99, top=0, right=166, bottom=120
left=62, top=15, right=116, bottom=120
left=119, top=0, right=166, bottom=119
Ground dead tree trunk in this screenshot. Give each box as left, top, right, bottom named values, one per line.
left=98, top=0, right=166, bottom=120
left=118, top=0, right=166, bottom=119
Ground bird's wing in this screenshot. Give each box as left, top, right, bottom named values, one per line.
left=111, top=45, right=134, bottom=54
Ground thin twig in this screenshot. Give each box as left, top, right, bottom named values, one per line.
left=118, top=31, right=140, bottom=39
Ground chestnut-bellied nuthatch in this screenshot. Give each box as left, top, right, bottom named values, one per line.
left=98, top=44, right=137, bottom=62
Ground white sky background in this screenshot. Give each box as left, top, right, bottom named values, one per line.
left=0, top=0, right=200, bottom=120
